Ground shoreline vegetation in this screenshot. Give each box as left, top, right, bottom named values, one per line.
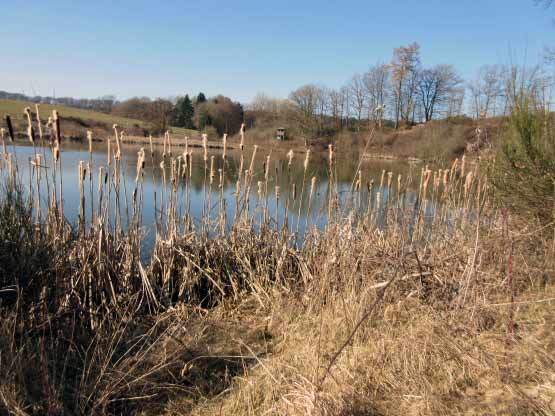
left=1, top=96, right=506, bottom=163
left=0, top=98, right=554, bottom=415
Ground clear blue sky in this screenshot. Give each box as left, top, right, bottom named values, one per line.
left=1, top=0, right=552, bottom=103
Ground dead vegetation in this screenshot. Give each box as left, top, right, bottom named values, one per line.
left=0, top=106, right=553, bottom=415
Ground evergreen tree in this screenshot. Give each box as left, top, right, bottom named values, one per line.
left=174, top=94, right=195, bottom=128
left=196, top=92, right=207, bottom=104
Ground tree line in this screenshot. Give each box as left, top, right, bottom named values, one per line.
left=111, top=93, right=244, bottom=135
left=248, top=42, right=554, bottom=140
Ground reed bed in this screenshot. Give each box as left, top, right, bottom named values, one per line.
left=0, top=107, right=554, bottom=415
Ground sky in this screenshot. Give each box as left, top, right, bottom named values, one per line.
left=0, top=0, right=553, bottom=104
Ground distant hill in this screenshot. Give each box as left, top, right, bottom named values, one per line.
left=0, top=99, right=197, bottom=139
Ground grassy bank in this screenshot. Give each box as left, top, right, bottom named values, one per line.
left=243, top=116, right=507, bottom=162
left=0, top=99, right=197, bottom=140
left=0, top=106, right=554, bottom=415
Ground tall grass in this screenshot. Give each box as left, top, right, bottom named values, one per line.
left=0, top=106, right=554, bottom=415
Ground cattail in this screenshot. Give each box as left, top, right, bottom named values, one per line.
left=422, top=169, right=431, bottom=196
left=166, top=131, right=172, bottom=157
left=387, top=172, right=393, bottom=190
left=5, top=115, right=15, bottom=142
left=275, top=185, right=280, bottom=200
left=149, top=135, right=154, bottom=156
left=257, top=181, right=263, bottom=198
left=0, top=128, right=6, bottom=154
left=35, top=104, right=43, bottom=140
left=264, top=155, right=271, bottom=181
left=287, top=149, right=294, bottom=168
left=328, top=144, right=334, bottom=167
left=184, top=135, right=189, bottom=155
left=355, top=170, right=362, bottom=192
left=188, top=150, right=193, bottom=177
left=182, top=150, right=188, bottom=177
left=239, top=123, right=245, bottom=150
left=292, top=182, right=297, bottom=200
left=209, top=156, right=215, bottom=185
left=303, top=149, right=310, bottom=171
left=24, top=107, right=35, bottom=143
left=52, top=110, right=61, bottom=144
left=107, top=137, right=112, bottom=166
left=46, top=116, right=53, bottom=142
left=248, top=145, right=258, bottom=175
left=136, top=148, right=145, bottom=182
left=87, top=130, right=93, bottom=153
left=460, top=154, right=466, bottom=178
left=112, top=124, right=121, bottom=160
left=202, top=133, right=208, bottom=162
left=170, top=158, right=177, bottom=186
left=54, top=143, right=60, bottom=162
left=308, top=176, right=317, bottom=203
left=79, top=160, right=86, bottom=182
left=36, top=154, right=43, bottom=180
left=222, top=133, right=227, bottom=160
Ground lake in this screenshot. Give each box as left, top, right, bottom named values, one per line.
left=3, top=140, right=430, bottom=256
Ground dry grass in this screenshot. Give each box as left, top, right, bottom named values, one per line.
left=0, top=105, right=553, bottom=415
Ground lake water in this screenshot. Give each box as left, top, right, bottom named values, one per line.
left=3, top=141, right=427, bottom=255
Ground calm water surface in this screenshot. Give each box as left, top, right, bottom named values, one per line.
left=5, top=141, right=426, bottom=255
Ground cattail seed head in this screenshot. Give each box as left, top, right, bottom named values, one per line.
left=52, top=110, right=61, bottom=144
left=309, top=176, right=317, bottom=201
left=210, top=156, right=215, bottom=185
left=239, top=123, right=245, bottom=150
left=35, top=104, right=43, bottom=139
left=202, top=133, right=208, bottom=162
left=287, top=149, right=294, bottom=167
left=24, top=107, right=35, bottom=143
left=0, top=128, right=6, bottom=154
left=87, top=130, right=93, bottom=153
left=265, top=155, right=271, bottom=180
left=303, top=149, right=310, bottom=171
left=222, top=133, right=228, bottom=160
left=136, top=147, right=145, bottom=182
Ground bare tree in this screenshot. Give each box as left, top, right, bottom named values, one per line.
left=446, top=87, right=466, bottom=117
left=468, top=65, right=504, bottom=118
left=316, top=85, right=330, bottom=131
left=417, top=64, right=463, bottom=121
left=329, top=89, right=344, bottom=130
left=289, top=84, right=320, bottom=144
left=363, top=63, right=389, bottom=128
left=340, top=85, right=350, bottom=129
left=390, top=42, right=421, bottom=128
left=349, top=73, right=367, bottom=131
